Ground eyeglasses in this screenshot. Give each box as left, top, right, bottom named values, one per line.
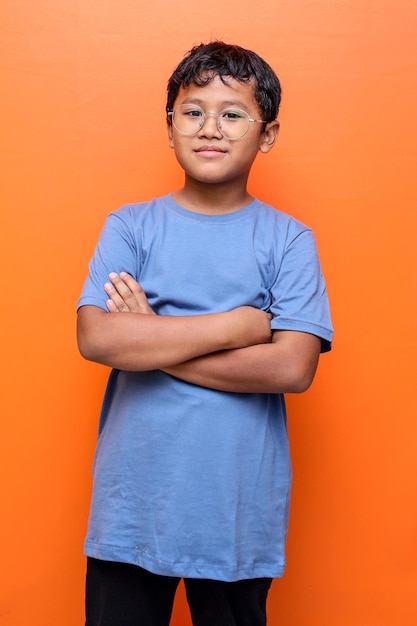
left=167, top=104, right=266, bottom=140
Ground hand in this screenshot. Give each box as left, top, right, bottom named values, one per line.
left=104, top=272, right=155, bottom=315
left=228, top=306, right=272, bottom=348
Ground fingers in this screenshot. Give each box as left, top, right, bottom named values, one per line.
left=104, top=276, right=130, bottom=312
left=104, top=272, right=140, bottom=312
left=104, top=272, right=155, bottom=315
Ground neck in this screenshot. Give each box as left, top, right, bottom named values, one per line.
left=173, top=177, right=253, bottom=215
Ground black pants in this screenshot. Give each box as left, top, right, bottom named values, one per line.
left=85, top=557, right=272, bottom=626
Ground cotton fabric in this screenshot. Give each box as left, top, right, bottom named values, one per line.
left=78, top=194, right=333, bottom=581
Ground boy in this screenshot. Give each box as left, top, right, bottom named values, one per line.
left=77, top=41, right=333, bottom=626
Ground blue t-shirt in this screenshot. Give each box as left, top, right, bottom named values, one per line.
left=78, top=194, right=333, bottom=581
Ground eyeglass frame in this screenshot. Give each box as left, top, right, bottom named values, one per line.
left=167, top=104, right=267, bottom=141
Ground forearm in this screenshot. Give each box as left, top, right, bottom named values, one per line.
left=163, top=331, right=322, bottom=394
left=77, top=305, right=271, bottom=371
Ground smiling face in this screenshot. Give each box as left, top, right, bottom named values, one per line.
left=167, top=75, right=279, bottom=190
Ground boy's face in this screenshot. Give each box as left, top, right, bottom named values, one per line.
left=167, top=75, right=279, bottom=188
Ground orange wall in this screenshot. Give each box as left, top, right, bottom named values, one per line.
left=1, top=1, right=416, bottom=624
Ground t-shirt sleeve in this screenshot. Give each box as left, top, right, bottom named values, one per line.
left=269, top=226, right=333, bottom=353
left=77, top=208, right=139, bottom=312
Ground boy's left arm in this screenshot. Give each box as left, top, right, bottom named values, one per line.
left=104, top=272, right=321, bottom=394
left=163, top=330, right=321, bottom=394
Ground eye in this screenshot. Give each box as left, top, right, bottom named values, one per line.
left=222, top=108, right=247, bottom=120
left=181, top=106, right=204, bottom=117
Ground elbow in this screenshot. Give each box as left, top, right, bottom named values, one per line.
left=77, top=310, right=109, bottom=365
left=77, top=332, right=102, bottom=363
left=269, top=332, right=321, bottom=394
left=78, top=337, right=115, bottom=367
left=287, top=375, right=314, bottom=394
left=78, top=340, right=97, bottom=363
left=284, top=362, right=318, bottom=394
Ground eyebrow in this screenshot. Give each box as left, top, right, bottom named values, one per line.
left=180, top=97, right=249, bottom=109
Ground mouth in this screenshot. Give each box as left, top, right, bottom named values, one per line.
left=194, top=145, right=227, bottom=157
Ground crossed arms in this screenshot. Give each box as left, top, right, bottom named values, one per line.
left=77, top=272, right=321, bottom=394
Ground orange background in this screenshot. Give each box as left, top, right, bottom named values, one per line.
left=1, top=1, right=416, bottom=624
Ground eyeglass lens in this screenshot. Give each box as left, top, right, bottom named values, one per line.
left=172, top=104, right=251, bottom=139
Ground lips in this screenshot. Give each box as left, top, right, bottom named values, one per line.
left=194, top=145, right=227, bottom=157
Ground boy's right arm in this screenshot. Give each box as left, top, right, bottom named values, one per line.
left=77, top=304, right=271, bottom=372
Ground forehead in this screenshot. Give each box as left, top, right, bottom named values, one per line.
left=174, top=75, right=259, bottom=111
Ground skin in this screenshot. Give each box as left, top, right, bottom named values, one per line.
left=167, top=75, right=279, bottom=214
left=100, top=272, right=321, bottom=394
left=77, top=76, right=321, bottom=393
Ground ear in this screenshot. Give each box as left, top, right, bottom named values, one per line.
left=167, top=118, right=174, bottom=148
left=259, top=120, right=280, bottom=154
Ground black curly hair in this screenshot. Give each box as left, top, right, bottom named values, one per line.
left=166, top=41, right=281, bottom=123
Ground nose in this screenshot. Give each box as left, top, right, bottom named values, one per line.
left=199, top=112, right=222, bottom=138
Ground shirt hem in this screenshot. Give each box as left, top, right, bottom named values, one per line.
left=84, top=541, right=286, bottom=582
left=271, top=319, right=333, bottom=352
